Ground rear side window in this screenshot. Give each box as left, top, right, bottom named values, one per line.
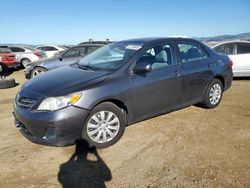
left=178, top=43, right=208, bottom=63
left=45, top=46, right=58, bottom=51
left=37, top=47, right=45, bottom=51
left=10, top=47, right=25, bottom=52
left=237, top=43, right=250, bottom=54
left=213, top=43, right=235, bottom=55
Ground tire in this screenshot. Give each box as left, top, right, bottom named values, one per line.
left=82, top=102, right=126, bottom=148
left=0, top=63, right=7, bottom=73
left=0, top=77, right=16, bottom=89
left=201, top=78, right=223, bottom=109
left=31, top=67, right=47, bottom=78
left=21, top=58, right=31, bottom=68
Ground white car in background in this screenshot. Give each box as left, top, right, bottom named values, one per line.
left=8, top=45, right=46, bottom=68
left=212, top=41, right=250, bottom=77
left=35, top=45, right=67, bottom=58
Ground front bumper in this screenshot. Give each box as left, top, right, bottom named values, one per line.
left=13, top=104, right=89, bottom=146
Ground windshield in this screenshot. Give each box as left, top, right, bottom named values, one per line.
left=78, top=41, right=145, bottom=71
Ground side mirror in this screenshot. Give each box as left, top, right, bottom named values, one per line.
left=133, top=61, right=152, bottom=74
left=59, top=55, right=63, bottom=61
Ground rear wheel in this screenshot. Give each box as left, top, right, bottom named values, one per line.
left=21, top=58, right=31, bottom=68
left=82, top=102, right=126, bottom=148
left=31, top=67, right=47, bottom=78
left=201, top=78, right=223, bottom=108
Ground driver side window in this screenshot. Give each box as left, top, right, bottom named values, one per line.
left=63, top=47, right=86, bottom=58
left=138, top=44, right=173, bottom=70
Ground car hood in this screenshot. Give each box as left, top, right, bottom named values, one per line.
left=21, top=66, right=109, bottom=97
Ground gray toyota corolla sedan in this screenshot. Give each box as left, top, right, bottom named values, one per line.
left=13, top=38, right=233, bottom=148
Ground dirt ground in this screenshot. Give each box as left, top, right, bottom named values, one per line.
left=0, top=69, right=249, bottom=188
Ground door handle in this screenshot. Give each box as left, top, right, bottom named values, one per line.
left=208, top=63, right=213, bottom=69
left=174, top=70, right=181, bottom=77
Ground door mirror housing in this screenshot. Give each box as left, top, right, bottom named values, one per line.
left=58, top=55, right=63, bottom=61
left=133, top=61, right=152, bottom=74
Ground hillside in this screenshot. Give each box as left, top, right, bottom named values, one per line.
left=194, top=32, right=250, bottom=42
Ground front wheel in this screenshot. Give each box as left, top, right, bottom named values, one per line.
left=201, top=78, right=223, bottom=109
left=31, top=67, right=47, bottom=78
left=82, top=102, right=126, bottom=148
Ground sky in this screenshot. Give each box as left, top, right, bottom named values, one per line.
left=0, top=0, right=250, bottom=44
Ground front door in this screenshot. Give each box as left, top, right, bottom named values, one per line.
left=130, top=42, right=182, bottom=120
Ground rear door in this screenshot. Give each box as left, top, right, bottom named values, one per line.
left=176, top=41, right=214, bottom=104
left=130, top=42, right=182, bottom=120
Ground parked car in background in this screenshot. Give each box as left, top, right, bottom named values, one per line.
left=25, top=44, right=105, bottom=78
left=35, top=45, right=67, bottom=58
left=14, top=38, right=233, bottom=148
left=0, top=48, right=19, bottom=71
left=78, top=39, right=112, bottom=45
left=212, top=41, right=250, bottom=77
left=7, top=45, right=46, bottom=68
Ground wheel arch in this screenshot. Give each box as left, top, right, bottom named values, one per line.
left=91, top=98, right=129, bottom=125
left=33, top=65, right=47, bottom=71
left=21, top=57, right=31, bottom=63
left=214, top=75, right=225, bottom=90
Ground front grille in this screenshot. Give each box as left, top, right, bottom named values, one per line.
left=17, top=95, right=37, bottom=110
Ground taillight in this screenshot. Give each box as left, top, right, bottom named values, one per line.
left=34, top=51, right=42, bottom=58
left=229, top=59, right=233, bottom=67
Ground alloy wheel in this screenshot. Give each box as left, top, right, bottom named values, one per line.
left=209, top=83, right=222, bottom=105
left=87, top=111, right=120, bottom=144
left=32, top=68, right=45, bottom=77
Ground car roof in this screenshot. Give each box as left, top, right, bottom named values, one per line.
left=210, top=40, right=250, bottom=48
left=118, top=37, right=199, bottom=44
left=76, top=44, right=105, bottom=47
left=8, top=44, right=35, bottom=48
left=78, top=41, right=112, bottom=45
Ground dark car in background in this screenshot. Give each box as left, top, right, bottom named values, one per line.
left=13, top=38, right=233, bottom=148
left=25, top=43, right=106, bottom=79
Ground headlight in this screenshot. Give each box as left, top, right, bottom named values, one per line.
left=37, top=93, right=82, bottom=111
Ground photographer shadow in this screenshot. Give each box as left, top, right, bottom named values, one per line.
left=58, top=140, right=112, bottom=188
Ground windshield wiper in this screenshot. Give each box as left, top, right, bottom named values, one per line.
left=78, top=64, right=98, bottom=71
